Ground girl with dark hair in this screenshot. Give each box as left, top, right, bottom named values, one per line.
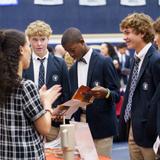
left=0, top=29, right=61, bottom=160
left=100, top=42, right=118, bottom=60
left=100, top=42, right=121, bottom=77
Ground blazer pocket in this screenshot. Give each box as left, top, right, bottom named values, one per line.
left=141, top=119, right=147, bottom=123
left=145, top=116, right=157, bottom=137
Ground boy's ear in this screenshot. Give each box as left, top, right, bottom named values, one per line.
left=80, top=38, right=85, bottom=44
left=140, top=33, right=145, bottom=38
left=80, top=38, right=84, bottom=42
left=19, top=46, right=24, bottom=55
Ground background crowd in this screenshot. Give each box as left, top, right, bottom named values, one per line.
left=0, top=12, right=160, bottom=160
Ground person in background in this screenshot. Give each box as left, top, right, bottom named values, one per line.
left=0, top=29, right=61, bottom=160
left=64, top=52, right=75, bottom=70
left=100, top=42, right=120, bottom=73
left=23, top=20, right=71, bottom=141
left=153, top=17, right=160, bottom=50
left=116, top=43, right=131, bottom=88
left=47, top=45, right=55, bottom=55
left=54, top=44, right=75, bottom=69
left=54, top=44, right=66, bottom=58
left=100, top=42, right=117, bottom=58
left=119, top=13, right=160, bottom=160
left=61, top=27, right=120, bottom=158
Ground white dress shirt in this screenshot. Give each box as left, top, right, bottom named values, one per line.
left=78, top=48, right=92, bottom=87
left=77, top=48, right=92, bottom=111
left=32, top=52, right=49, bottom=87
left=135, top=42, right=152, bottom=74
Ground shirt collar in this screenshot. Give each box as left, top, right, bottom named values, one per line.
left=32, top=51, right=49, bottom=60
left=135, top=42, right=152, bottom=61
left=82, top=48, right=93, bottom=64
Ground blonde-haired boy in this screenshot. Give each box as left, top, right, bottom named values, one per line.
left=120, top=13, right=160, bottom=160
left=23, top=20, right=71, bottom=141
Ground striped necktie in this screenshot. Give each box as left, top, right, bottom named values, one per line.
left=124, top=56, right=140, bottom=122
left=37, top=58, right=45, bottom=89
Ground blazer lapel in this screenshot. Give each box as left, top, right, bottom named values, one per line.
left=69, top=62, right=78, bottom=95
left=74, top=62, right=78, bottom=89
left=46, top=54, right=52, bottom=85
left=28, top=57, right=34, bottom=82
left=136, top=46, right=153, bottom=86
left=125, top=58, right=136, bottom=91
left=87, top=51, right=98, bottom=86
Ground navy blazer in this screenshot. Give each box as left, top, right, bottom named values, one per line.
left=69, top=50, right=120, bottom=139
left=120, top=45, right=160, bottom=147
left=23, top=53, right=71, bottom=107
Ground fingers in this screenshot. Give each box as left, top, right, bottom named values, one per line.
left=49, top=85, right=62, bottom=103
left=40, top=84, right=62, bottom=107
left=91, top=86, right=101, bottom=91
left=51, top=109, right=64, bottom=122
left=51, top=115, right=63, bottom=122
left=51, top=93, right=61, bottom=105
left=91, top=87, right=108, bottom=98
left=52, top=107, right=67, bottom=116
left=51, top=106, right=68, bottom=122
left=39, top=84, right=47, bottom=92
left=50, top=84, right=61, bottom=92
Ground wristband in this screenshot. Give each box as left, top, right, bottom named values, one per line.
left=45, top=108, right=53, bottom=115
left=105, top=88, right=111, bottom=99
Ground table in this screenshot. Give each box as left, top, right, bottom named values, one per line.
left=46, top=154, right=111, bottom=160
left=45, top=148, right=111, bottom=160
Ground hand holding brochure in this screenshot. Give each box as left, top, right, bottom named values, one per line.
left=55, top=85, right=95, bottom=119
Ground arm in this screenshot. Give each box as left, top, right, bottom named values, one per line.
left=22, top=81, right=61, bottom=136
left=92, top=57, right=120, bottom=102
left=61, top=60, right=71, bottom=102
left=34, top=84, right=61, bottom=136
left=34, top=111, right=52, bottom=136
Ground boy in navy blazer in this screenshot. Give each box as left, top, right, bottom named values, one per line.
left=61, top=27, right=120, bottom=158
left=23, top=20, right=71, bottom=141
left=119, top=13, right=160, bottom=160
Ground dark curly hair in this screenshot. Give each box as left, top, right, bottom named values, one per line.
left=0, top=29, right=26, bottom=103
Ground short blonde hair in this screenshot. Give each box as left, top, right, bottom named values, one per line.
left=120, top=13, right=154, bottom=43
left=25, top=20, right=52, bottom=38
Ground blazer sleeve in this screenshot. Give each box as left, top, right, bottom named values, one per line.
left=103, top=57, right=120, bottom=103
left=60, top=60, right=71, bottom=102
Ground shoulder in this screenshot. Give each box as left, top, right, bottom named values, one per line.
left=147, top=47, right=160, bottom=73
left=94, top=49, right=112, bottom=60
left=91, top=50, right=113, bottom=70
left=21, top=79, right=37, bottom=92
left=49, top=53, right=66, bottom=64
left=149, top=47, right=160, bottom=63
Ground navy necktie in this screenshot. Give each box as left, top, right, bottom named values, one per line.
left=38, top=58, right=45, bottom=89
left=124, top=56, right=140, bottom=122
